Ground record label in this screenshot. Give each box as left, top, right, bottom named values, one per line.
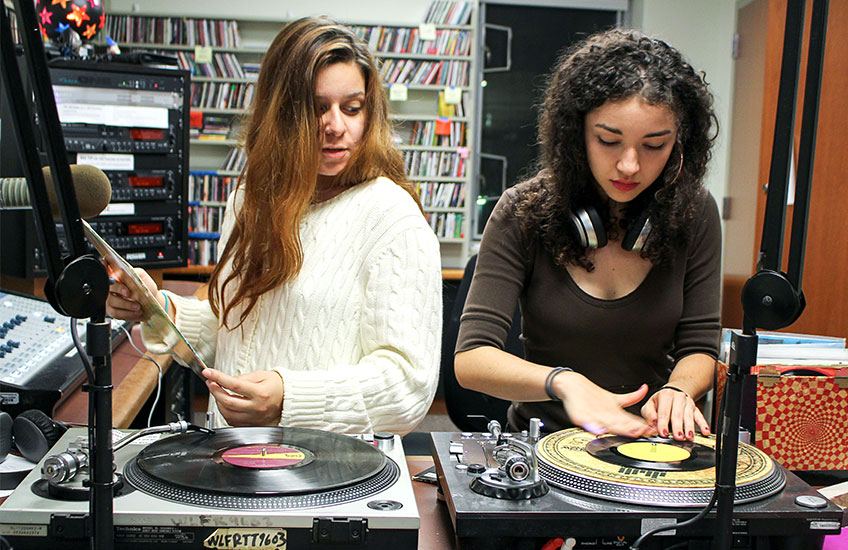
left=616, top=441, right=690, bottom=463
left=221, top=445, right=307, bottom=469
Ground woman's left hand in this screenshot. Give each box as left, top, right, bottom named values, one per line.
left=203, top=369, right=285, bottom=426
left=641, top=386, right=710, bottom=441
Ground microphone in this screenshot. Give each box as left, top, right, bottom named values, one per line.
left=0, top=164, right=112, bottom=219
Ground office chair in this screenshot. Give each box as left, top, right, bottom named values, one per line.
left=441, top=254, right=521, bottom=432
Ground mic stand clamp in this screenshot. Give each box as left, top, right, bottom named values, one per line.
left=715, top=328, right=757, bottom=550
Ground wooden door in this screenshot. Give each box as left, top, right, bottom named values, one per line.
left=721, top=0, right=769, bottom=330
left=742, top=0, right=848, bottom=338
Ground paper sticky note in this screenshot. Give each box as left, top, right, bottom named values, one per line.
left=194, top=46, right=213, bottom=64
left=189, top=110, right=204, bottom=128
left=444, top=86, right=462, bottom=104
left=457, top=147, right=469, bottom=159
left=390, top=84, right=408, bottom=102
left=435, top=117, right=451, bottom=136
left=419, top=23, right=437, bottom=41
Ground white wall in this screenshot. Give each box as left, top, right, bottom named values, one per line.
left=630, top=0, right=737, bottom=207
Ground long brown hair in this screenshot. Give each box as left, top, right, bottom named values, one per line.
left=209, top=17, right=416, bottom=329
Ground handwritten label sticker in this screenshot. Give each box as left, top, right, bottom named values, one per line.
left=194, top=46, right=213, bottom=64
left=443, top=86, right=462, bottom=105
left=418, top=23, right=437, bottom=41
left=389, top=84, right=408, bottom=102
left=203, top=528, right=287, bottom=549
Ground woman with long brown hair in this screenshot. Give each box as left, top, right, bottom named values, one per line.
left=107, top=17, right=442, bottom=435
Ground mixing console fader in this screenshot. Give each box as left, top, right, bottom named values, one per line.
left=0, top=289, right=130, bottom=417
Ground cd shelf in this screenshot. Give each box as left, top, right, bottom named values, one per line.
left=105, top=1, right=477, bottom=268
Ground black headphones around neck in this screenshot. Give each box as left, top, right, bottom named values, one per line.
left=568, top=147, right=683, bottom=253
left=567, top=205, right=653, bottom=252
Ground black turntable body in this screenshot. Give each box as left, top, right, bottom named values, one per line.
left=0, top=427, right=420, bottom=549
left=431, top=430, right=845, bottom=550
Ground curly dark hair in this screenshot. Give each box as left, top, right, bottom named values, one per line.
left=513, top=28, right=717, bottom=270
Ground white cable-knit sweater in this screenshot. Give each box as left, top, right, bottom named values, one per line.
left=142, top=178, right=442, bottom=435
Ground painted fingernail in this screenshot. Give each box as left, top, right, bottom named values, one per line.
left=677, top=431, right=683, bottom=438
left=582, top=422, right=604, bottom=435
left=662, top=429, right=668, bottom=437
left=688, top=431, right=694, bottom=438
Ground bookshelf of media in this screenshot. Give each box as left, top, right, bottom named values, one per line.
left=103, top=2, right=477, bottom=271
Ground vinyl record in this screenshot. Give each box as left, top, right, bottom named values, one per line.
left=585, top=435, right=715, bottom=471
left=134, top=426, right=386, bottom=495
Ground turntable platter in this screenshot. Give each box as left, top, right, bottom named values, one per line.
left=536, top=428, right=785, bottom=507
left=133, top=426, right=385, bottom=495
left=122, top=426, right=401, bottom=509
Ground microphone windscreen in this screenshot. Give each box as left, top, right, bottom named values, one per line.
left=41, top=165, right=112, bottom=219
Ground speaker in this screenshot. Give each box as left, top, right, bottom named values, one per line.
left=568, top=204, right=652, bottom=252
left=2, top=409, right=69, bottom=463
left=0, top=411, right=11, bottom=463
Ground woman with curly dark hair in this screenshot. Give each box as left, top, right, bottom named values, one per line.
left=455, top=29, right=721, bottom=440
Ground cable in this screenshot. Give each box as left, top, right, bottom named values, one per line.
left=630, top=387, right=729, bottom=549
left=118, top=323, right=163, bottom=428
left=69, top=318, right=94, bottom=383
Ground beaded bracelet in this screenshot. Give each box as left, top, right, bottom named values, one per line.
left=544, top=366, right=574, bottom=401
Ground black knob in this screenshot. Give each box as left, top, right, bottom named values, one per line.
left=466, top=463, right=486, bottom=475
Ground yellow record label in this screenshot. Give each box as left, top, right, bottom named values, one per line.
left=617, top=441, right=691, bottom=462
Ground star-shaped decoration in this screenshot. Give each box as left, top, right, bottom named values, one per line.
left=39, top=7, right=53, bottom=25
left=57, top=21, right=70, bottom=34
left=51, top=0, right=69, bottom=9
left=66, top=4, right=90, bottom=27
left=99, top=13, right=105, bottom=28
left=82, top=23, right=97, bottom=39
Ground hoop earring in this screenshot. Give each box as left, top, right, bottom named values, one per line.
left=668, top=149, right=684, bottom=186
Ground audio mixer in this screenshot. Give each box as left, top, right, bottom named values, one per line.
left=0, top=289, right=129, bottom=417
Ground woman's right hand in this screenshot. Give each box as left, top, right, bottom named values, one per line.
left=552, top=371, right=652, bottom=438
left=106, top=267, right=164, bottom=322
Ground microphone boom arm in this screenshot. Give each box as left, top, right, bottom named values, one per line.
left=0, top=1, right=109, bottom=319
left=717, top=1, right=828, bottom=550
left=1, top=3, right=115, bottom=550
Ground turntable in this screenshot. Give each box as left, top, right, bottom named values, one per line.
left=431, top=426, right=845, bottom=549
left=0, top=426, right=419, bottom=549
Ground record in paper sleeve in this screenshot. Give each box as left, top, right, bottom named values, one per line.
left=83, top=219, right=208, bottom=379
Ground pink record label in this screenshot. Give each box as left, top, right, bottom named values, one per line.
left=221, top=445, right=306, bottom=469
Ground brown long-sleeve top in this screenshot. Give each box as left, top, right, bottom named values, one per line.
left=456, top=184, right=722, bottom=432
